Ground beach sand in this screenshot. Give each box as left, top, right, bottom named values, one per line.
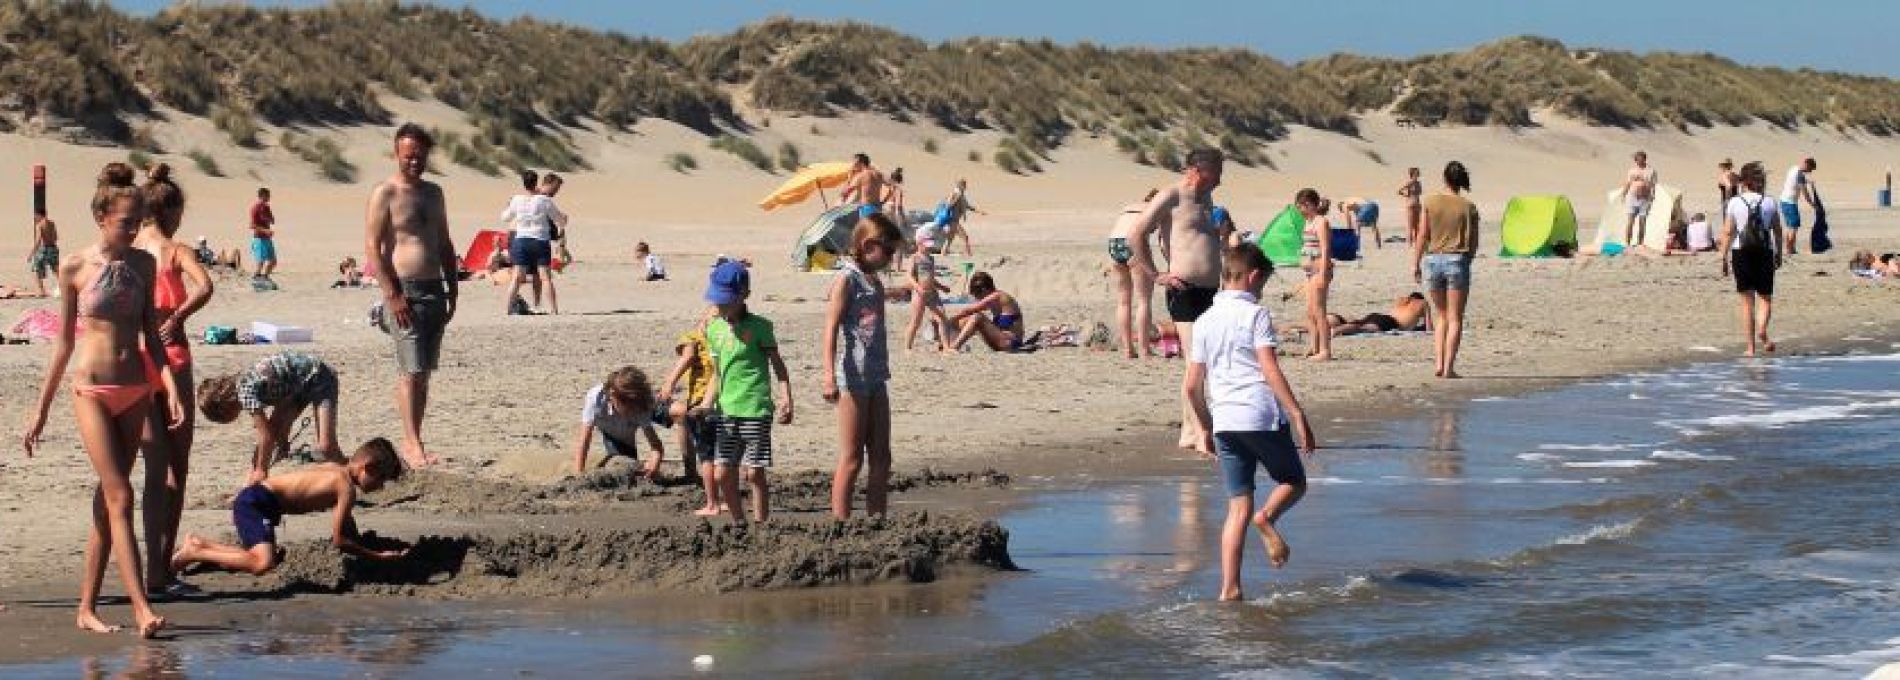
left=0, top=105, right=1897, bottom=657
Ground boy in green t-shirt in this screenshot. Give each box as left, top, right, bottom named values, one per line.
left=695, top=261, right=794, bottom=522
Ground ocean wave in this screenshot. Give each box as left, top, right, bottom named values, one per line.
left=1684, top=398, right=1900, bottom=429
left=1649, top=450, right=1736, bottom=462
left=1556, top=519, right=1645, bottom=545
left=1538, top=443, right=1643, bottom=452
left=1516, top=452, right=1564, bottom=462
left=1562, top=460, right=1657, bottom=469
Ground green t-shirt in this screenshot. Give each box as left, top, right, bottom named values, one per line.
left=706, top=314, right=777, bottom=418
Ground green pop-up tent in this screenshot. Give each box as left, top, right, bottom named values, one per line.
left=1256, top=205, right=1305, bottom=268
left=1498, top=195, right=1579, bottom=257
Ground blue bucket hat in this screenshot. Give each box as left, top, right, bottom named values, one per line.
left=705, top=260, right=750, bottom=304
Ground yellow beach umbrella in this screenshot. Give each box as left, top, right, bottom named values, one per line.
left=759, top=162, right=855, bottom=211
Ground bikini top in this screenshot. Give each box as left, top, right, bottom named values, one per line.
left=78, top=256, right=145, bottom=323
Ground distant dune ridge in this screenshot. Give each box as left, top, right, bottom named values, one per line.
left=5, top=1, right=1900, bottom=174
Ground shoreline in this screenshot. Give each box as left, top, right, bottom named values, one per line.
left=3, top=327, right=1897, bottom=666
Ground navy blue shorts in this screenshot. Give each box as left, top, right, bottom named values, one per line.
left=600, top=431, right=638, bottom=460
left=233, top=484, right=284, bottom=548
left=1213, top=429, right=1306, bottom=497
left=509, top=237, right=552, bottom=268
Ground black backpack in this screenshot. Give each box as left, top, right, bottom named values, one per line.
left=1735, top=196, right=1771, bottom=255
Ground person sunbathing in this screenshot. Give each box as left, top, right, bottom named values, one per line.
left=1327, top=292, right=1429, bottom=336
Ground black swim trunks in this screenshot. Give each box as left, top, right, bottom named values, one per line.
left=1731, top=249, right=1776, bottom=296
left=1360, top=313, right=1400, bottom=332
left=1165, top=285, right=1218, bottom=323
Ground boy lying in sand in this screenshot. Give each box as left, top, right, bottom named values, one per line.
left=171, top=438, right=407, bottom=576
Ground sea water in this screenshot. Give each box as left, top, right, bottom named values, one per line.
left=13, top=354, right=1900, bottom=678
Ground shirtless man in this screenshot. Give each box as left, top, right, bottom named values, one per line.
left=27, top=210, right=56, bottom=298
left=1622, top=151, right=1658, bottom=247
left=1129, top=148, right=1227, bottom=453
left=365, top=124, right=458, bottom=469
left=1327, top=292, right=1428, bottom=336
left=839, top=153, right=887, bottom=215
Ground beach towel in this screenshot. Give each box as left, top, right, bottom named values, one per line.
left=1809, top=186, right=1832, bottom=254
left=9, top=308, right=59, bottom=341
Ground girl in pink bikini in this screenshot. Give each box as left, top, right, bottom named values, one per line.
left=133, top=163, right=215, bottom=597
left=21, top=163, right=183, bottom=638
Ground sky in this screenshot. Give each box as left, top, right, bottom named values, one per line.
left=113, top=0, right=1900, bottom=77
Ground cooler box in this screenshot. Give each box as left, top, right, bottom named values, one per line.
left=252, top=321, right=313, bottom=344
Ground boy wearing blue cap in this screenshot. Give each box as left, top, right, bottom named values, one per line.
left=695, top=261, right=795, bottom=522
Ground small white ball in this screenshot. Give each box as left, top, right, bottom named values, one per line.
left=692, top=655, right=715, bottom=671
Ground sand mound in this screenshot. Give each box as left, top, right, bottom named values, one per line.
left=264, top=513, right=1015, bottom=597
left=371, top=467, right=1013, bottom=516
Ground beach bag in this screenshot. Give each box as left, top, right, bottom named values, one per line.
left=204, top=325, right=238, bottom=345
left=1735, top=197, right=1771, bottom=256
left=1809, top=186, right=1832, bottom=254
left=508, top=295, right=531, bottom=316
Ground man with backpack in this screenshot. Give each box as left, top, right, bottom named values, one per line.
left=1719, top=161, right=1785, bottom=357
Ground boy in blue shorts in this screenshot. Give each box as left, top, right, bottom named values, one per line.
left=170, top=438, right=407, bottom=577
left=695, top=261, right=794, bottom=523
left=1184, top=245, right=1316, bottom=602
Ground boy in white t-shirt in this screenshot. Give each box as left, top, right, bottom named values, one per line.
left=1183, top=245, right=1317, bottom=602
left=637, top=242, right=667, bottom=281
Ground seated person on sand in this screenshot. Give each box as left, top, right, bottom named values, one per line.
left=572, top=366, right=668, bottom=476
left=1850, top=250, right=1887, bottom=281
left=171, top=438, right=408, bottom=577
left=1882, top=253, right=1900, bottom=278
left=1667, top=213, right=1716, bottom=255
left=200, top=351, right=345, bottom=487
left=948, top=272, right=1027, bottom=351
left=479, top=247, right=514, bottom=286
left=332, top=257, right=364, bottom=288
left=1328, top=292, right=1429, bottom=336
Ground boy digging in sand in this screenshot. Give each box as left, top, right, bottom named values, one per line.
left=171, top=438, right=408, bottom=577
left=199, top=351, right=344, bottom=487
left=1183, top=245, right=1316, bottom=601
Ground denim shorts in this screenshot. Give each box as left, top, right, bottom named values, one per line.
left=509, top=236, right=552, bottom=268
left=1213, top=429, right=1306, bottom=497
left=1423, top=253, right=1473, bottom=292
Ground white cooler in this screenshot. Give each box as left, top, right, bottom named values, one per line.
left=252, top=321, right=313, bottom=344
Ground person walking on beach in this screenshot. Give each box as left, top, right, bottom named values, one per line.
left=132, top=164, right=215, bottom=596
left=1716, top=159, right=1739, bottom=205
left=1128, top=148, right=1227, bottom=453
left=825, top=214, right=903, bottom=519
left=365, top=124, right=459, bottom=469
left=697, top=261, right=794, bottom=523
left=1295, top=190, right=1336, bottom=361
left=1621, top=151, right=1657, bottom=247
left=1397, top=167, right=1423, bottom=244
left=1779, top=158, right=1815, bottom=256
left=249, top=187, right=277, bottom=283
left=1720, top=161, right=1784, bottom=356
left=840, top=153, right=887, bottom=216
left=1108, top=189, right=1160, bottom=359
left=1412, top=161, right=1480, bottom=379
left=500, top=172, right=567, bottom=314
left=1183, top=245, right=1315, bottom=600
left=21, top=163, right=179, bottom=638
left=940, top=178, right=983, bottom=257
left=28, top=209, right=57, bottom=298
left=880, top=168, right=908, bottom=221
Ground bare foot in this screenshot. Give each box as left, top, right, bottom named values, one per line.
left=402, top=442, right=441, bottom=468
left=170, top=535, right=204, bottom=574
left=1441, top=370, right=1463, bottom=380
left=1310, top=353, right=1333, bottom=362
left=1761, top=339, right=1777, bottom=353
left=1252, top=514, right=1291, bottom=568
left=1218, top=587, right=1244, bottom=602
left=136, top=613, right=166, bottom=639
left=77, top=611, right=121, bottom=634
left=692, top=505, right=722, bottom=517
left=1743, top=347, right=1756, bottom=357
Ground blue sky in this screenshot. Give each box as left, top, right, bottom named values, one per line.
left=115, top=0, right=1900, bottom=76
